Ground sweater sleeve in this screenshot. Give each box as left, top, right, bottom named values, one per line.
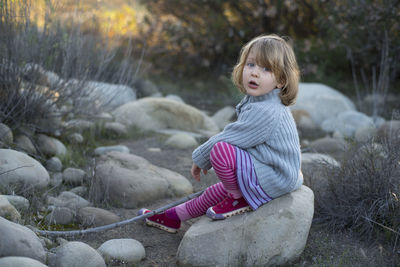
left=192, top=103, right=281, bottom=170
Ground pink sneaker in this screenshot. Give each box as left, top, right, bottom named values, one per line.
left=138, top=208, right=181, bottom=233
left=206, top=197, right=251, bottom=220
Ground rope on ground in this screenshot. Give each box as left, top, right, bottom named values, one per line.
left=33, top=189, right=204, bottom=238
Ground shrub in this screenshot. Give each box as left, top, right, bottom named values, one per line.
left=0, top=0, right=137, bottom=132
left=315, top=134, right=400, bottom=244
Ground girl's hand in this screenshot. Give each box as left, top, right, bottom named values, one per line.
left=191, top=163, right=207, bottom=181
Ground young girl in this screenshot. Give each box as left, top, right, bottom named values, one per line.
left=139, top=34, right=303, bottom=233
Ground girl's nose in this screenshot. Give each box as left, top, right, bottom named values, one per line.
left=251, top=69, right=259, bottom=77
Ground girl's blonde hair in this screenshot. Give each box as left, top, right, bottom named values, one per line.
left=231, top=34, right=300, bottom=106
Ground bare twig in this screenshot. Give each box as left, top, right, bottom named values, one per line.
left=0, top=165, right=34, bottom=176
left=362, top=216, right=400, bottom=236
left=33, top=189, right=205, bottom=237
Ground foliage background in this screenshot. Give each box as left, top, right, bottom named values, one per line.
left=26, top=0, right=400, bottom=97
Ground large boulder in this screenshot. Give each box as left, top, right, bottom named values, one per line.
left=0, top=217, right=46, bottom=263
left=92, top=151, right=193, bottom=208
left=0, top=149, right=50, bottom=190
left=291, top=83, right=356, bottom=127
left=112, top=97, right=219, bottom=137
left=177, top=186, right=314, bottom=267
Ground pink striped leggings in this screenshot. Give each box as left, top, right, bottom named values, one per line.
left=174, top=142, right=243, bottom=221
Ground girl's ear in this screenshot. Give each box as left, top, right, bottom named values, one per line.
left=277, top=80, right=284, bottom=89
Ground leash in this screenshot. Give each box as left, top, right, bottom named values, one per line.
left=33, top=189, right=204, bottom=237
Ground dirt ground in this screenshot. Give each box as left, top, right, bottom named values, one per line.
left=71, top=135, right=399, bottom=266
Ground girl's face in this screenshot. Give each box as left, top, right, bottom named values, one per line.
left=242, top=49, right=282, bottom=97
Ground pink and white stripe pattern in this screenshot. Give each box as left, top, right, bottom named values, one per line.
left=175, top=142, right=242, bottom=220
left=210, top=142, right=242, bottom=199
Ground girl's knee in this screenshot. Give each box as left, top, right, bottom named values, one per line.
left=211, top=142, right=228, bottom=153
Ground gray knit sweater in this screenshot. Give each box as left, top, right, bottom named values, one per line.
left=192, top=88, right=302, bottom=198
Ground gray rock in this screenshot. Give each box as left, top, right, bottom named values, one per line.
left=291, top=83, right=356, bottom=127
left=62, top=168, right=86, bottom=185
left=377, top=120, right=400, bottom=141
left=113, top=97, right=219, bottom=138
left=165, top=94, right=185, bottom=103
left=156, top=129, right=205, bottom=139
left=50, top=172, right=63, bottom=187
left=134, top=79, right=160, bottom=97
left=66, top=133, right=84, bottom=144
left=211, top=106, right=236, bottom=130
left=14, top=135, right=37, bottom=155
left=0, top=195, right=21, bottom=221
left=177, top=186, right=314, bottom=267
left=0, top=216, right=46, bottom=262
left=354, top=126, right=378, bottom=143
left=307, top=136, right=348, bottom=161
left=321, top=110, right=375, bottom=137
left=77, top=207, right=120, bottom=227
left=0, top=256, right=47, bottom=267
left=45, top=206, right=75, bottom=225
left=45, top=157, right=63, bottom=172
left=64, top=119, right=95, bottom=133
left=84, top=81, right=137, bottom=111
left=97, top=239, right=145, bottom=265
left=36, top=112, right=63, bottom=135
left=94, top=145, right=130, bottom=156
left=47, top=191, right=91, bottom=211
left=104, top=122, right=128, bottom=137
left=0, top=123, right=13, bottom=145
left=4, top=195, right=30, bottom=211
left=36, top=134, right=66, bottom=157
left=69, top=186, right=87, bottom=196
left=292, top=109, right=319, bottom=138
left=165, top=133, right=198, bottom=149
left=53, top=241, right=106, bottom=267
left=0, top=149, right=50, bottom=190
left=92, top=151, right=193, bottom=208
left=301, top=153, right=340, bottom=201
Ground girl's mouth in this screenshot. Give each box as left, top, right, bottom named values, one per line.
left=248, top=81, right=258, bottom=89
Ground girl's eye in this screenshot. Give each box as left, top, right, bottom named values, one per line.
left=263, top=67, right=270, bottom=72
left=246, top=63, right=255, bottom=67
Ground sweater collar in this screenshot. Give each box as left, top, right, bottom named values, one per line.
left=246, top=88, right=281, bottom=103
left=236, top=88, right=281, bottom=114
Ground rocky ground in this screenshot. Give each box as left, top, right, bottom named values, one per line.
left=63, top=134, right=398, bottom=267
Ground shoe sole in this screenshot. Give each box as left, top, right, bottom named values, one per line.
left=145, top=219, right=179, bottom=233
left=206, top=206, right=252, bottom=220
left=138, top=208, right=179, bottom=234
